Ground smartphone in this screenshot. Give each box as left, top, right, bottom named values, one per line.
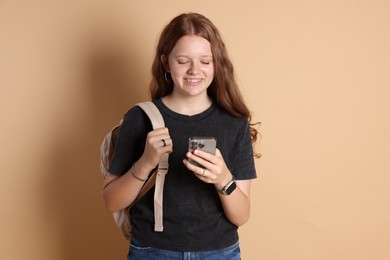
left=188, top=137, right=217, bottom=168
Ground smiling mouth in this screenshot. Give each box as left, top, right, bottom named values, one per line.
left=185, top=78, right=202, bottom=83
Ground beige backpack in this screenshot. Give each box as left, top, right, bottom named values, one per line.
left=100, top=101, right=168, bottom=240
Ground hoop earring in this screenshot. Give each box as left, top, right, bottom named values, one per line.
left=164, top=71, right=170, bottom=82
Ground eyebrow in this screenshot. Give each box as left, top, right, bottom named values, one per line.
left=175, top=55, right=213, bottom=58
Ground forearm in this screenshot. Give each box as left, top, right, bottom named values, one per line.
left=102, top=160, right=153, bottom=212
left=103, top=127, right=172, bottom=212
left=218, top=180, right=251, bottom=226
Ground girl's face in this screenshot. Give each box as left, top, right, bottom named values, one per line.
left=163, top=35, right=214, bottom=99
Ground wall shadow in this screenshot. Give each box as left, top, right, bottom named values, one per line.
left=44, top=30, right=149, bottom=259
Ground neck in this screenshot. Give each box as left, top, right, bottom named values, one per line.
left=162, top=94, right=212, bottom=116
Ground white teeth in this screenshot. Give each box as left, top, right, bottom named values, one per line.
left=186, top=79, right=201, bottom=83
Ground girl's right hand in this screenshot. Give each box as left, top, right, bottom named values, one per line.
left=138, top=127, right=172, bottom=171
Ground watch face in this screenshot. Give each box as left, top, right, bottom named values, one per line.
left=225, top=180, right=237, bottom=195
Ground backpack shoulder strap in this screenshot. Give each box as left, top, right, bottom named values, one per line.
left=100, top=101, right=168, bottom=234
left=136, top=101, right=165, bottom=129
left=136, top=101, right=168, bottom=232
left=100, top=101, right=164, bottom=178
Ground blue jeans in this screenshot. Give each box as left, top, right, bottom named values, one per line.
left=128, top=238, right=241, bottom=260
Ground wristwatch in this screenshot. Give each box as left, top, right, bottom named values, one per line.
left=216, top=176, right=237, bottom=195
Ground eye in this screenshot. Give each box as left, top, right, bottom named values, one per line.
left=177, top=59, right=189, bottom=64
left=201, top=60, right=212, bottom=65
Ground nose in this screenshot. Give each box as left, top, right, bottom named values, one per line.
left=187, top=62, right=200, bottom=75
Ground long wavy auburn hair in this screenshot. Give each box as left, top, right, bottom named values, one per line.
left=150, top=13, right=260, bottom=158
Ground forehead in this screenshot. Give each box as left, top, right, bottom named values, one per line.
left=170, top=35, right=212, bottom=57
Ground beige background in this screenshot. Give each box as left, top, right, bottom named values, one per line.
left=1, top=0, right=390, bottom=259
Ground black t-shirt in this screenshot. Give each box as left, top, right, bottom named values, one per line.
left=109, top=99, right=257, bottom=251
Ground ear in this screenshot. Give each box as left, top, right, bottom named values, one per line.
left=161, top=55, right=170, bottom=72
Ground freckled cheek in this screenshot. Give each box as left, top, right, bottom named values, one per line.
left=202, top=68, right=214, bottom=78
left=171, top=68, right=189, bottom=77
left=201, top=66, right=213, bottom=74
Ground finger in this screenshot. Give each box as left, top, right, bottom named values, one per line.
left=195, top=167, right=216, bottom=183
left=159, top=138, right=173, bottom=148
left=193, top=165, right=207, bottom=177
left=148, top=127, right=169, bottom=138
left=186, top=151, right=213, bottom=170
left=183, top=159, right=208, bottom=177
left=192, top=149, right=218, bottom=164
left=199, top=167, right=207, bottom=177
left=149, top=133, right=172, bottom=146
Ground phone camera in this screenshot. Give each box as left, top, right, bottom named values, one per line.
left=190, top=141, right=205, bottom=150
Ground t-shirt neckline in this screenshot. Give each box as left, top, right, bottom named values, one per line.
left=154, top=98, right=217, bottom=122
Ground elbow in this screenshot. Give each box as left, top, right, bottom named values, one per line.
left=103, top=199, right=121, bottom=213
left=233, top=215, right=250, bottom=227
left=104, top=202, right=118, bottom=213
left=228, top=208, right=251, bottom=227
left=102, top=188, right=130, bottom=212
left=102, top=189, right=120, bottom=213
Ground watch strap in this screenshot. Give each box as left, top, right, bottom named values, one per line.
left=217, top=176, right=236, bottom=195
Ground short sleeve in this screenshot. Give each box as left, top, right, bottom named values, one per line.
left=108, top=106, right=152, bottom=176
left=231, top=121, right=257, bottom=180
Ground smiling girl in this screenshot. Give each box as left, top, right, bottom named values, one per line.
left=103, top=12, right=260, bottom=260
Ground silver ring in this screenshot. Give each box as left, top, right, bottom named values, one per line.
left=162, top=139, right=167, bottom=147
left=202, top=168, right=206, bottom=176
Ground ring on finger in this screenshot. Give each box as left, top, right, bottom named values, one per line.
left=161, top=139, right=167, bottom=147
left=201, top=168, right=206, bottom=177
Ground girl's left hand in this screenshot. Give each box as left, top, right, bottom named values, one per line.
left=183, top=148, right=232, bottom=189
